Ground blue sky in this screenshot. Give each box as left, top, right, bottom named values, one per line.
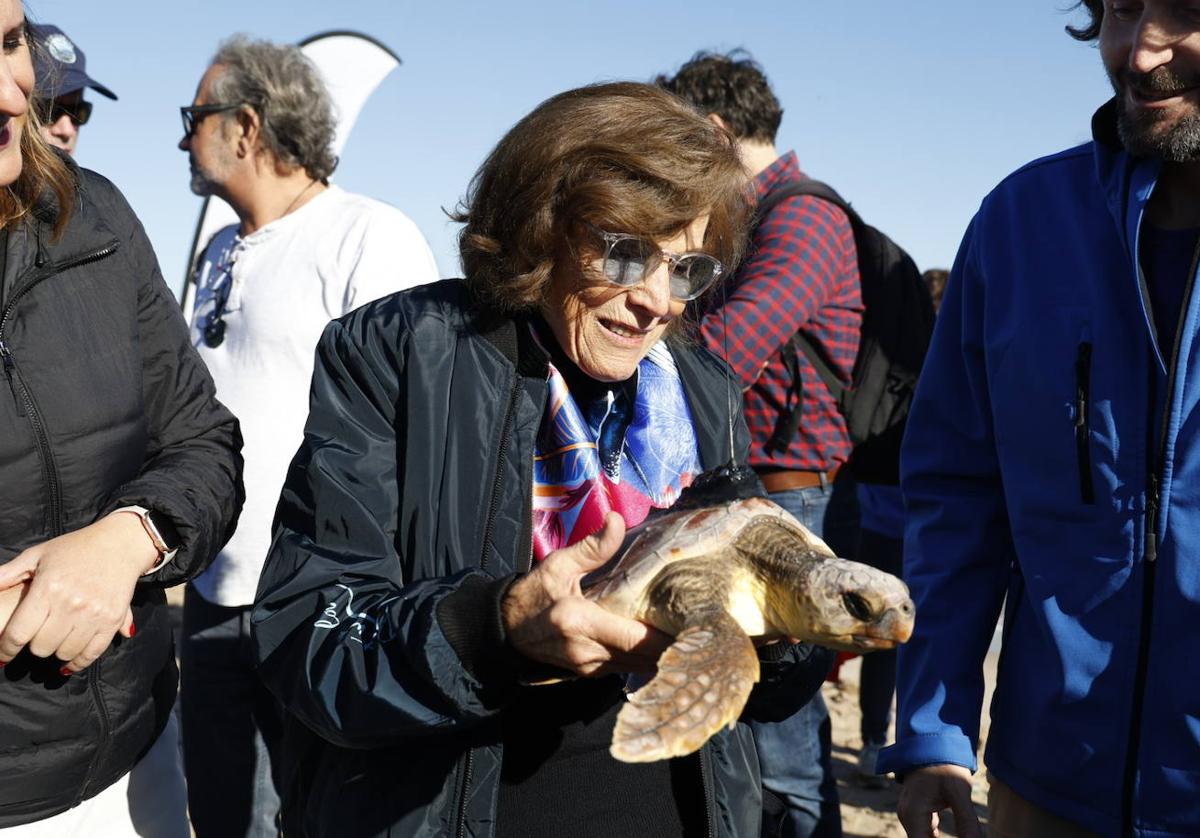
left=27, top=1, right=1110, bottom=297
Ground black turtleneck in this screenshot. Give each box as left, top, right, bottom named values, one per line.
left=496, top=676, right=705, bottom=837
left=530, top=316, right=639, bottom=405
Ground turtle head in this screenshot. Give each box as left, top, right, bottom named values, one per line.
left=771, top=556, right=915, bottom=652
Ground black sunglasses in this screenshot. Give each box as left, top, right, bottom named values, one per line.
left=39, top=99, right=92, bottom=127
left=180, top=102, right=246, bottom=139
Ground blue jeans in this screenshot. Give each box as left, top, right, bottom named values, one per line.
left=753, top=478, right=859, bottom=838
left=856, top=527, right=903, bottom=746
left=180, top=587, right=283, bottom=838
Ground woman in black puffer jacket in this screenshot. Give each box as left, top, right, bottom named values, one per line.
left=0, top=7, right=243, bottom=831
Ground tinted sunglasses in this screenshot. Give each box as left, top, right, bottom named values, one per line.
left=594, top=228, right=724, bottom=302
left=40, top=99, right=92, bottom=127
left=180, top=102, right=246, bottom=139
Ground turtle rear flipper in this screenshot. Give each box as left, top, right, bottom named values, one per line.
left=610, top=612, right=760, bottom=763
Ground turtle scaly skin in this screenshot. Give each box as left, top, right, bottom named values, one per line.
left=585, top=496, right=914, bottom=763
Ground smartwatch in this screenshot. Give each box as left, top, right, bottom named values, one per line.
left=115, top=505, right=181, bottom=574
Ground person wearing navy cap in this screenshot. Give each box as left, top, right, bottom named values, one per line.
left=28, top=22, right=116, bottom=156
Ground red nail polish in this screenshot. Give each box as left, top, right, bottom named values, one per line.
left=59, top=666, right=72, bottom=677
left=129, top=623, right=137, bottom=638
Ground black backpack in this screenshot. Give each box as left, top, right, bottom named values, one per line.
left=756, top=180, right=935, bottom=485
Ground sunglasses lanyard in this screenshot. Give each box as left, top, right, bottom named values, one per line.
left=720, top=275, right=737, bottom=466
left=205, top=242, right=242, bottom=332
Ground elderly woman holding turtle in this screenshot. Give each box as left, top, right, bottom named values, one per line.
left=252, top=82, right=836, bottom=838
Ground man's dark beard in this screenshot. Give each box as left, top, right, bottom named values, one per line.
left=1112, top=66, right=1200, bottom=161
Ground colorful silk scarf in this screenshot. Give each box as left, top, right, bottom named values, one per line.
left=532, top=337, right=702, bottom=561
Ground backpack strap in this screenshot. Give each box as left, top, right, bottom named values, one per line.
left=756, top=179, right=858, bottom=454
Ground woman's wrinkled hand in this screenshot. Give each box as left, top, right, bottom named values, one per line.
left=501, top=512, right=672, bottom=677
left=0, top=512, right=157, bottom=674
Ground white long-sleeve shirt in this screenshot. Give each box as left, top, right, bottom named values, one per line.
left=189, top=185, right=439, bottom=606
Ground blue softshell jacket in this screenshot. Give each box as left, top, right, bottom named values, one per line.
left=876, top=101, right=1200, bottom=838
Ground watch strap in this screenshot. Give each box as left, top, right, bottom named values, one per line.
left=114, top=505, right=180, bottom=575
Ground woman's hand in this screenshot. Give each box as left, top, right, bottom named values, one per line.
left=0, top=512, right=156, bottom=673
left=501, top=512, right=672, bottom=677
left=0, top=581, right=29, bottom=640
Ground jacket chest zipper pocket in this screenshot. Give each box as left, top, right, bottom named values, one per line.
left=1074, top=341, right=1095, bottom=505
left=0, top=340, right=64, bottom=533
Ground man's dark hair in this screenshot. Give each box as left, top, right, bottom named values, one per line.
left=922, top=268, right=949, bottom=313
left=655, top=50, right=782, bottom=143
left=1066, top=0, right=1102, bottom=41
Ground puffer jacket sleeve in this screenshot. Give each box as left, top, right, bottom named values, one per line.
left=253, top=309, right=516, bottom=750
left=93, top=174, right=245, bottom=585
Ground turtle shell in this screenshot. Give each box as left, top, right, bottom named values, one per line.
left=585, top=496, right=834, bottom=620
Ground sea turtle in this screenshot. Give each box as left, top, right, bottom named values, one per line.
left=584, top=468, right=915, bottom=764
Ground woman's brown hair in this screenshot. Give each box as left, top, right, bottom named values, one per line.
left=455, top=81, right=748, bottom=315
left=0, top=78, right=76, bottom=238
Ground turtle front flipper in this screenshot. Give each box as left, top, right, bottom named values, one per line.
left=610, top=610, right=760, bottom=763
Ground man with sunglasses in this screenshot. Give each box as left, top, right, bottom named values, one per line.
left=659, top=51, right=863, bottom=838
left=29, top=23, right=116, bottom=157
left=178, top=35, right=438, bottom=838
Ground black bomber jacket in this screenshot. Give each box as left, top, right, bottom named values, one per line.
left=253, top=279, right=832, bottom=838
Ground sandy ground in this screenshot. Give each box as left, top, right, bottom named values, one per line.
left=828, top=648, right=998, bottom=838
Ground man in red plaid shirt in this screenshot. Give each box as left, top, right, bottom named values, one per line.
left=660, top=51, right=864, bottom=838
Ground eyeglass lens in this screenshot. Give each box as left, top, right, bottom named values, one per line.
left=602, top=236, right=656, bottom=287
left=602, top=235, right=720, bottom=301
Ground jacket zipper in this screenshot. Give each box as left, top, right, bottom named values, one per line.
left=1120, top=235, right=1200, bottom=834
left=75, top=659, right=112, bottom=806
left=0, top=242, right=119, bottom=537
left=698, top=746, right=716, bottom=838
left=455, top=368, right=523, bottom=838
left=0, top=240, right=120, bottom=799
left=0, top=241, right=120, bottom=336
left=453, top=747, right=475, bottom=838
left=1074, top=342, right=1095, bottom=504
left=1, top=343, right=62, bottom=532
left=1075, top=340, right=1094, bottom=499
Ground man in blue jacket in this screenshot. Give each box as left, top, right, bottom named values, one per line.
left=878, top=2, right=1200, bottom=836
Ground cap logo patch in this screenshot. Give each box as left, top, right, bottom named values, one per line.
left=46, top=34, right=77, bottom=65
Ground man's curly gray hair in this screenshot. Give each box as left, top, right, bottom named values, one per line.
left=209, top=35, right=338, bottom=182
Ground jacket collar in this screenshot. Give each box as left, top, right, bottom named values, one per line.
left=1091, top=98, right=1162, bottom=265
left=0, top=156, right=121, bottom=307
left=475, top=308, right=550, bottom=380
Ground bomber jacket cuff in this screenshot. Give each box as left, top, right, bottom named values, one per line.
left=875, top=733, right=979, bottom=778
left=758, top=638, right=800, bottom=663
left=436, top=572, right=524, bottom=695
